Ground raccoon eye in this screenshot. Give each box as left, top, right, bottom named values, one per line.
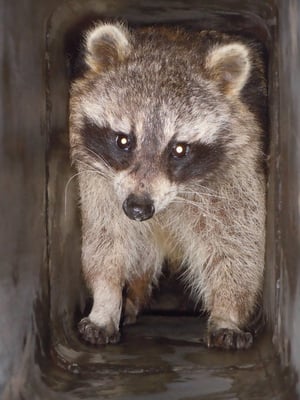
left=171, top=143, right=190, bottom=159
left=116, top=134, right=131, bottom=151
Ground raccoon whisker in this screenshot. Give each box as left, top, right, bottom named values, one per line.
left=64, top=169, right=105, bottom=218
left=74, top=158, right=99, bottom=171
left=173, top=195, right=207, bottom=209
left=184, top=183, right=228, bottom=198
left=184, top=188, right=226, bottom=199
left=172, top=196, right=224, bottom=225
left=75, top=158, right=113, bottom=179
left=170, top=197, right=206, bottom=214
left=178, top=189, right=227, bottom=201
left=188, top=182, right=225, bottom=194
left=76, top=160, right=113, bottom=178
left=84, top=147, right=112, bottom=171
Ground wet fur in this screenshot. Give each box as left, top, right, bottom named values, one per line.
left=70, top=23, right=267, bottom=349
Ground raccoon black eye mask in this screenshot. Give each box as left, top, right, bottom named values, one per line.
left=70, top=22, right=266, bottom=349
left=81, top=117, right=136, bottom=170
left=164, top=138, right=226, bottom=183
left=81, top=116, right=226, bottom=185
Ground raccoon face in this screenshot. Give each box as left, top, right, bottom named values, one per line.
left=70, top=23, right=252, bottom=221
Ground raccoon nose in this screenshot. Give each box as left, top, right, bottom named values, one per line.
left=122, top=193, right=155, bottom=221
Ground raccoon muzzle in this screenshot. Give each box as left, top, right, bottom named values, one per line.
left=122, top=193, right=155, bottom=221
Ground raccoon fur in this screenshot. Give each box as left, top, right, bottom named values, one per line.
left=69, top=22, right=267, bottom=349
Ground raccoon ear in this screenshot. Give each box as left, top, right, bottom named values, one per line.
left=85, top=23, right=132, bottom=73
left=205, top=43, right=251, bottom=96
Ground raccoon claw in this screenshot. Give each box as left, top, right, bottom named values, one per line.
left=207, top=328, right=253, bottom=350
left=78, top=317, right=120, bottom=345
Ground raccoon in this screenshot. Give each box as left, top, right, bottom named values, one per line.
left=69, top=22, right=267, bottom=349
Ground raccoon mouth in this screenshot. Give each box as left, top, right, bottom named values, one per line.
left=122, top=193, right=155, bottom=221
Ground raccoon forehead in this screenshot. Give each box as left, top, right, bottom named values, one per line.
left=80, top=103, right=230, bottom=148
left=80, top=96, right=132, bottom=134
left=79, top=80, right=231, bottom=145
left=173, top=102, right=231, bottom=144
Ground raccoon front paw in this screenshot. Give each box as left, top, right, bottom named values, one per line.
left=207, top=328, right=253, bottom=350
left=78, top=317, right=120, bottom=345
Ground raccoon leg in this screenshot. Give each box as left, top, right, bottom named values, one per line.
left=78, top=273, right=123, bottom=345
left=123, top=272, right=153, bottom=325
left=203, top=262, right=261, bottom=350
left=189, top=246, right=263, bottom=349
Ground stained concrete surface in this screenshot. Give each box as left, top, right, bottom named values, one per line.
left=42, top=316, right=292, bottom=400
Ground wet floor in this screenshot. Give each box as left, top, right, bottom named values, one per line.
left=42, top=315, right=292, bottom=400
